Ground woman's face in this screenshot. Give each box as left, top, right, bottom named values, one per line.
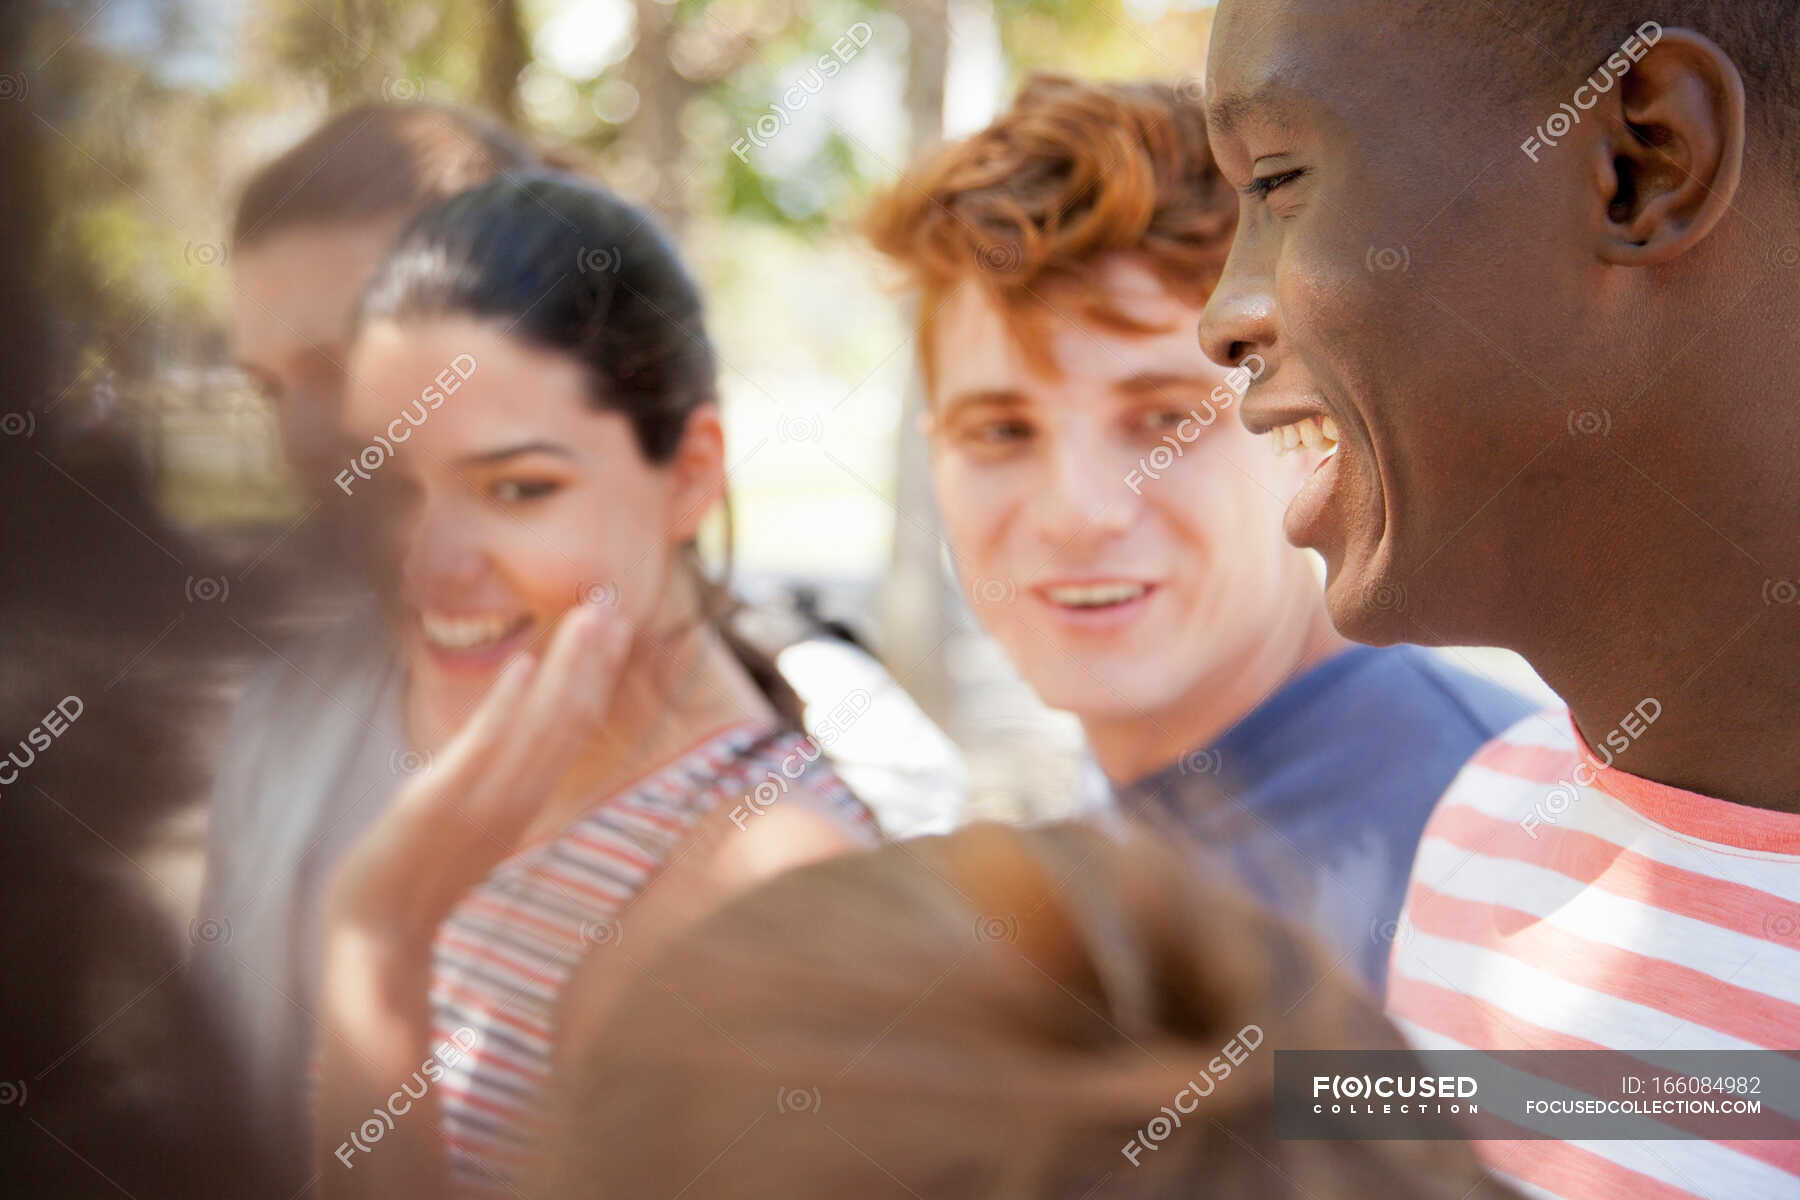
left=343, top=315, right=722, bottom=751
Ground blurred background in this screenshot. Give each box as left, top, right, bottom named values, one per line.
left=19, top=0, right=1230, bottom=841
left=13, top=0, right=1552, bottom=910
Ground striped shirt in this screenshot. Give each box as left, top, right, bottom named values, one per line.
left=1388, top=709, right=1800, bottom=1200
left=427, top=722, right=877, bottom=1195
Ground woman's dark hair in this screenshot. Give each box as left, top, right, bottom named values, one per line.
left=357, top=171, right=802, bottom=724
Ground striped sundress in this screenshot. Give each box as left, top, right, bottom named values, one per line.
left=426, top=721, right=878, bottom=1194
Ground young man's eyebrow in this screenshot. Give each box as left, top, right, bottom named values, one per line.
left=1114, top=372, right=1219, bottom=397
left=457, top=440, right=576, bottom=467
left=1206, top=78, right=1306, bottom=140
left=940, top=388, right=1030, bottom=415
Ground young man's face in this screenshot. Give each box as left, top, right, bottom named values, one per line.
left=1198, top=0, right=1609, bottom=648
left=927, top=257, right=1324, bottom=724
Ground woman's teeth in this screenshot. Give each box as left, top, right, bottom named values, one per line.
left=1269, top=414, right=1340, bottom=456
left=1045, top=582, right=1149, bottom=609
left=420, top=612, right=528, bottom=651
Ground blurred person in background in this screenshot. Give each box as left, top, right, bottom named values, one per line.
left=0, top=7, right=270, bottom=1191
left=231, top=103, right=544, bottom=518
left=313, top=170, right=878, bottom=1198
left=200, top=102, right=546, bottom=1162
left=538, top=819, right=1522, bottom=1199
left=865, top=76, right=1533, bottom=994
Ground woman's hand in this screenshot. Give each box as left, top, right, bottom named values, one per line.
left=326, top=600, right=633, bottom=943
left=315, top=601, right=630, bottom=1198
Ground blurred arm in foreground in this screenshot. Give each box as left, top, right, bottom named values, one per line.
left=540, top=818, right=1524, bottom=1200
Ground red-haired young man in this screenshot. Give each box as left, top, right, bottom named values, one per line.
left=868, top=75, right=1533, bottom=995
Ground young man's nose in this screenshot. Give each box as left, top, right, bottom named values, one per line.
left=1035, top=437, right=1135, bottom=545
left=1197, top=234, right=1279, bottom=374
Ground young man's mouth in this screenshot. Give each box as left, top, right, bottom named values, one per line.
left=1033, top=580, right=1160, bottom=630
left=1265, top=414, right=1347, bottom=548
left=1267, top=413, right=1340, bottom=459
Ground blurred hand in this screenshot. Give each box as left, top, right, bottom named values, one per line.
left=314, top=601, right=630, bottom=1198
left=324, top=600, right=633, bottom=946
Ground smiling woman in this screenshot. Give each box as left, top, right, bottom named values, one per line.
left=348, top=172, right=802, bottom=759
left=317, top=172, right=880, bottom=1198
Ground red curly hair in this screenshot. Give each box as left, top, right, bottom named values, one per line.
left=864, top=74, right=1237, bottom=387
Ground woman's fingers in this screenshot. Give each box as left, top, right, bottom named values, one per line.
left=391, top=649, right=538, bottom=822
left=526, top=601, right=630, bottom=740
left=467, top=601, right=633, bottom=834
left=334, top=602, right=632, bottom=934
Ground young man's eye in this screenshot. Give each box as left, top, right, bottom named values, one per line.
left=491, top=478, right=562, bottom=503
left=969, top=419, right=1032, bottom=445
left=1244, top=167, right=1307, bottom=200
left=1139, top=408, right=1187, bottom=432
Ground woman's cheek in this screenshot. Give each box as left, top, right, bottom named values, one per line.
left=476, top=505, right=589, bottom=617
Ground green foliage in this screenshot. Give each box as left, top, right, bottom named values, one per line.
left=32, top=0, right=1214, bottom=525
left=998, top=0, right=1213, bottom=82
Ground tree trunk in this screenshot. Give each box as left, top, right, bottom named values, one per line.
left=876, top=0, right=952, bottom=720
left=625, top=0, right=690, bottom=232
left=476, top=0, right=528, bottom=124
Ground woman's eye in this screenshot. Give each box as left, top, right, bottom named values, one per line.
left=1140, top=408, right=1187, bottom=432
left=491, top=478, right=561, bottom=503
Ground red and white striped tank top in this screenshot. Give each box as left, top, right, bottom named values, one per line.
left=426, top=721, right=877, bottom=1194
